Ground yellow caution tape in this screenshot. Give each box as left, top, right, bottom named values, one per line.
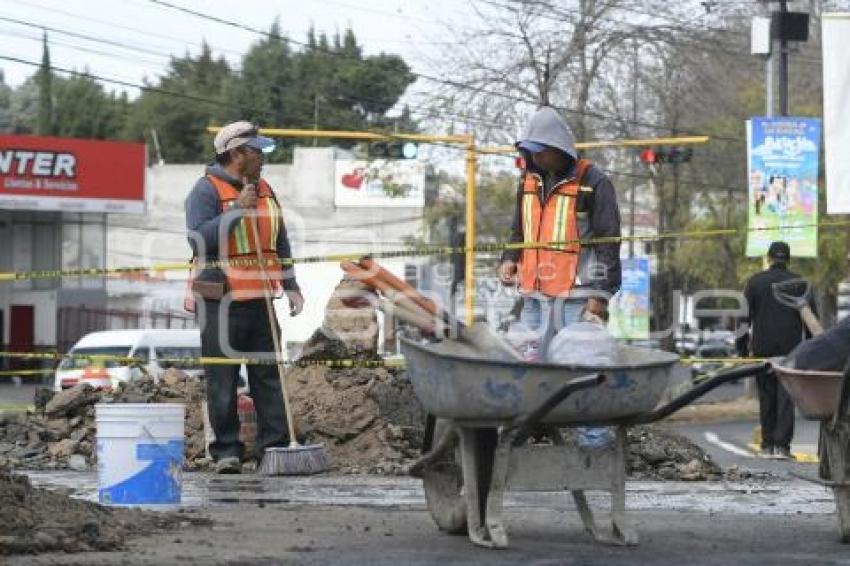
left=0, top=350, right=769, bottom=371
left=0, top=350, right=405, bottom=369
left=0, top=219, right=847, bottom=282
left=0, top=368, right=55, bottom=377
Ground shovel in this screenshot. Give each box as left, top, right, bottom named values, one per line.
left=772, top=278, right=823, bottom=336
left=341, top=259, right=522, bottom=361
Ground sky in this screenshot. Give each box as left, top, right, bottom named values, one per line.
left=0, top=0, right=484, bottom=89
left=0, top=0, right=482, bottom=95
left=0, top=0, right=509, bottom=171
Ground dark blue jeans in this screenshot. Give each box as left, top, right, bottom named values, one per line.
left=199, top=299, right=287, bottom=461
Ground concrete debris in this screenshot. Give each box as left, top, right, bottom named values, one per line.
left=626, top=425, right=722, bottom=481
left=0, top=370, right=211, bottom=472
left=299, top=277, right=379, bottom=362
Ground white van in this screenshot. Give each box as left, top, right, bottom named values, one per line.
left=53, top=329, right=203, bottom=391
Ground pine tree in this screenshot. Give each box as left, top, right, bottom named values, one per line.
left=36, top=32, right=53, bottom=136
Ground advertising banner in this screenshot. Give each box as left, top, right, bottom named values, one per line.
left=0, top=135, right=146, bottom=214
left=334, top=159, right=425, bottom=207
left=609, top=257, right=650, bottom=341
left=823, top=13, right=850, bottom=214
left=745, top=117, right=820, bottom=258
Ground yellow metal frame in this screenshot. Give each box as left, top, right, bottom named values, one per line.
left=208, top=126, right=709, bottom=325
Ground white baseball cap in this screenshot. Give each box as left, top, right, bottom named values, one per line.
left=213, top=121, right=276, bottom=155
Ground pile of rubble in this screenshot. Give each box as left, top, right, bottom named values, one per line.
left=0, top=369, right=210, bottom=472
left=0, top=466, right=185, bottom=555
left=626, top=425, right=721, bottom=481
left=288, top=365, right=425, bottom=474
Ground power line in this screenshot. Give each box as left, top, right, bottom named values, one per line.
left=0, top=53, right=263, bottom=116
left=7, top=0, right=249, bottom=59
left=0, top=14, right=176, bottom=60
left=142, top=0, right=743, bottom=140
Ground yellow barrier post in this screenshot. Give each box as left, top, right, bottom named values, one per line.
left=465, top=134, right=477, bottom=325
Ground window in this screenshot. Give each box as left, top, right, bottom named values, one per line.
left=61, top=222, right=81, bottom=289
left=131, top=346, right=150, bottom=363
left=155, top=346, right=202, bottom=370
left=61, top=215, right=106, bottom=289
left=59, top=346, right=132, bottom=369
left=33, top=222, right=59, bottom=290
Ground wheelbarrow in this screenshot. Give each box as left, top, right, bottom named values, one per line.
left=401, top=335, right=768, bottom=549
left=774, top=359, right=850, bottom=542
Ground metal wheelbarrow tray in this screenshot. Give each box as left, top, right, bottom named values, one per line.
left=773, top=359, right=850, bottom=542
left=773, top=363, right=844, bottom=421
left=401, top=335, right=768, bottom=549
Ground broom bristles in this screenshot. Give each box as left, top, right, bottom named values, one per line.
left=259, top=443, right=331, bottom=475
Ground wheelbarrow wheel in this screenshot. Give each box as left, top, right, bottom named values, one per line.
left=422, top=418, right=467, bottom=535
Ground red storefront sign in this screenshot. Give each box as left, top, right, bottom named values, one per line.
left=0, top=135, right=146, bottom=214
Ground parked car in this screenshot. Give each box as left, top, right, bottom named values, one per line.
left=53, top=329, right=202, bottom=391
left=690, top=342, right=736, bottom=380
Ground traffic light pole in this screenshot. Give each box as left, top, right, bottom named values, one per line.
left=464, top=136, right=477, bottom=325
left=778, top=0, right=789, bottom=116
left=211, top=126, right=709, bottom=328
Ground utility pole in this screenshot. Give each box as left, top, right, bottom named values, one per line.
left=629, top=39, right=639, bottom=259
left=778, top=0, right=789, bottom=116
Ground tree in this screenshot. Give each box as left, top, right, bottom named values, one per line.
left=122, top=43, right=235, bottom=163
left=9, top=77, right=39, bottom=134
left=52, top=74, right=126, bottom=139
left=0, top=70, right=13, bottom=133
left=37, top=32, right=53, bottom=136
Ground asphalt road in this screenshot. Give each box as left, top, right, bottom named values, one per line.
left=10, top=473, right=848, bottom=566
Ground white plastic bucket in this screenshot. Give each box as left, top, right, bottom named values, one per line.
left=96, top=403, right=185, bottom=506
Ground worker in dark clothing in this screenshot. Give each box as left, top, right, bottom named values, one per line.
left=739, top=241, right=815, bottom=460
left=185, top=121, right=303, bottom=474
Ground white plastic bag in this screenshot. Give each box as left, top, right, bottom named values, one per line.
left=546, top=321, right=618, bottom=366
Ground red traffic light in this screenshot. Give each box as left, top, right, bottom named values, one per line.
left=639, top=149, right=658, bottom=164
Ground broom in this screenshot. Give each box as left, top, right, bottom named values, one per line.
left=243, top=196, right=330, bottom=475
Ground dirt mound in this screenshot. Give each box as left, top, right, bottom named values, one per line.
left=627, top=425, right=721, bottom=481
left=288, top=366, right=425, bottom=474
left=0, top=466, right=183, bottom=556
left=0, top=369, right=210, bottom=472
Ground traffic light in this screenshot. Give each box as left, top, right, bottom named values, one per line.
left=638, top=147, right=693, bottom=164
left=368, top=140, right=418, bottom=159
left=666, top=147, right=693, bottom=164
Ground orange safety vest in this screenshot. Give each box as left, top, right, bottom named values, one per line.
left=184, top=175, right=285, bottom=310
left=518, top=159, right=591, bottom=297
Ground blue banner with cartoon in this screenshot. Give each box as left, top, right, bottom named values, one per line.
left=609, top=257, right=650, bottom=340
left=746, top=117, right=820, bottom=258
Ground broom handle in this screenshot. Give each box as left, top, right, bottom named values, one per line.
left=247, top=207, right=299, bottom=447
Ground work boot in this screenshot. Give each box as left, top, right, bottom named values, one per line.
left=773, top=447, right=794, bottom=461
left=214, top=456, right=242, bottom=474
left=759, top=446, right=774, bottom=459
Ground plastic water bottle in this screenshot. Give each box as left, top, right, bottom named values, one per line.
left=576, top=426, right=615, bottom=449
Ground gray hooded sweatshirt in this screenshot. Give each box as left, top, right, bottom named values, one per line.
left=502, top=107, right=622, bottom=296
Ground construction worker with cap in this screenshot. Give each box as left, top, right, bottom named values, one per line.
left=184, top=121, right=304, bottom=474
left=738, top=241, right=816, bottom=460
left=498, top=106, right=622, bottom=447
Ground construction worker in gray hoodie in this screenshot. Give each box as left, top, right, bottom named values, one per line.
left=498, top=107, right=622, bottom=446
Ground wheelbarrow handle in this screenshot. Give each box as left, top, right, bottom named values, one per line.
left=627, top=362, right=770, bottom=425
left=508, top=373, right=606, bottom=439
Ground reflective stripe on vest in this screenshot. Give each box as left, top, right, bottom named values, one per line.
left=206, top=175, right=284, bottom=301
left=517, top=159, right=591, bottom=297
